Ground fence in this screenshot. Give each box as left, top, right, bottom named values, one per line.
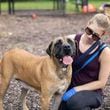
left=0, top=0, right=67, bottom=15
left=0, top=0, right=89, bottom=15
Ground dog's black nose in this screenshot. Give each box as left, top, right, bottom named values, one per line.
left=63, top=45, right=71, bottom=55
left=63, top=45, right=71, bottom=50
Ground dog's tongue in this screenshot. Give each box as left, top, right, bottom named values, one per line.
left=63, top=56, right=73, bottom=65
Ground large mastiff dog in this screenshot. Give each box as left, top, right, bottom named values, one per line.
left=0, top=36, right=76, bottom=110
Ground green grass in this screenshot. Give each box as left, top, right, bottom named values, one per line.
left=1, top=1, right=53, bottom=10
left=1, top=0, right=110, bottom=13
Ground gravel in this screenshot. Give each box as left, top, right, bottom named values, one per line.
left=0, top=13, right=110, bottom=110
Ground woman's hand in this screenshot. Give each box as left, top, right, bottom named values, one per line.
left=62, top=88, right=76, bottom=101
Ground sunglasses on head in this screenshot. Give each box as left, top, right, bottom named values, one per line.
left=85, top=27, right=100, bottom=41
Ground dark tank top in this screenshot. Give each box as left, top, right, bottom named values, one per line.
left=70, top=34, right=104, bottom=93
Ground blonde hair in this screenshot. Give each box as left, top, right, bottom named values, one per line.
left=89, top=13, right=110, bottom=30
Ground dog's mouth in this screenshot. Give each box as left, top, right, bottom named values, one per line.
left=60, top=56, right=73, bottom=65
left=54, top=45, right=75, bottom=67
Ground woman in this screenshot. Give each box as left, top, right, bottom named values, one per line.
left=59, top=13, right=110, bottom=110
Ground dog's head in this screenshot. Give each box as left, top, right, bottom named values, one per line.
left=46, top=36, right=77, bottom=67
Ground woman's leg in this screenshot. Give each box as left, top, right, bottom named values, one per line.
left=66, top=90, right=103, bottom=110
left=58, top=90, right=103, bottom=110
left=81, top=107, right=91, bottom=110
left=58, top=101, right=68, bottom=110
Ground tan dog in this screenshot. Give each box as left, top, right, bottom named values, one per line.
left=0, top=36, right=76, bottom=110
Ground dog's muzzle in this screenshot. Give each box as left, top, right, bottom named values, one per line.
left=63, top=45, right=73, bottom=63
left=54, top=43, right=76, bottom=67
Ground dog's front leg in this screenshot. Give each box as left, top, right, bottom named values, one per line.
left=41, top=94, right=52, bottom=110
left=52, top=80, right=68, bottom=110
left=41, top=87, right=52, bottom=110
left=52, top=94, right=62, bottom=110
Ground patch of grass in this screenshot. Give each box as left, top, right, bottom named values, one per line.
left=1, top=0, right=110, bottom=13
left=1, top=1, right=53, bottom=11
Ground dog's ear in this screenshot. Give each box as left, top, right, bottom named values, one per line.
left=46, top=41, right=53, bottom=56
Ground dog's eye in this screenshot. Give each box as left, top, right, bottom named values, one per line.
left=57, top=39, right=62, bottom=44
left=67, top=38, right=74, bottom=45
left=55, top=40, right=62, bottom=47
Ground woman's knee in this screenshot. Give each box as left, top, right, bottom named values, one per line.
left=66, top=91, right=103, bottom=110
left=66, top=95, right=84, bottom=110
left=90, top=93, right=103, bottom=108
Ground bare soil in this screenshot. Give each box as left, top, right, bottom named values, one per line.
left=0, top=13, right=110, bottom=110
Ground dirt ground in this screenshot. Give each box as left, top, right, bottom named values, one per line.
left=0, top=13, right=110, bottom=110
